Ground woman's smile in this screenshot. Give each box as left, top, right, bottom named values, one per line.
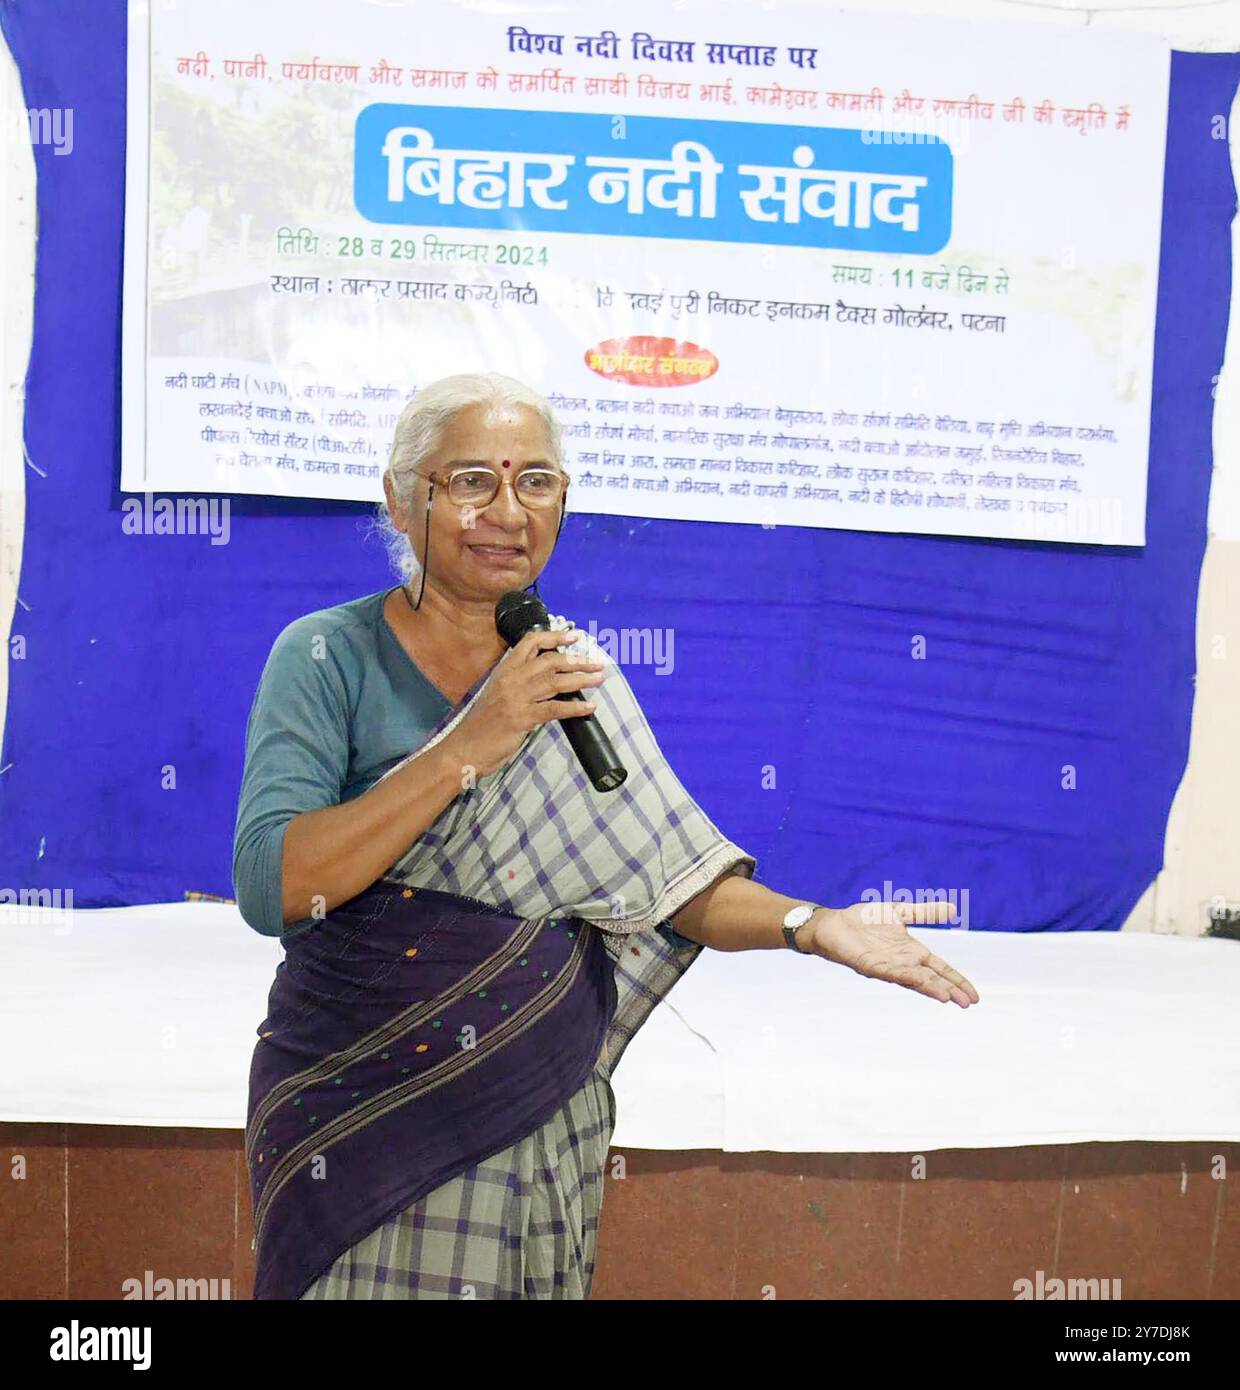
left=467, top=542, right=526, bottom=565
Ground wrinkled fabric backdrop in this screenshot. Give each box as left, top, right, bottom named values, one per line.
left=0, top=0, right=1235, bottom=932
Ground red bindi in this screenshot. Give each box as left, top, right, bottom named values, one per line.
left=501, top=459, right=511, bottom=468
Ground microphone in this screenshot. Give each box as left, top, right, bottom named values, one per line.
left=495, top=590, right=628, bottom=793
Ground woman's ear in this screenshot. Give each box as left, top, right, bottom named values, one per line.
left=383, top=471, right=406, bottom=531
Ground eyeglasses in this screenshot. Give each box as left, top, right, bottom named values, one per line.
left=425, top=466, right=568, bottom=511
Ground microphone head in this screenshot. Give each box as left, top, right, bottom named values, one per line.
left=495, top=588, right=551, bottom=647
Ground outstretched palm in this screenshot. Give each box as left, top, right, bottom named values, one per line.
left=811, top=900, right=979, bottom=1008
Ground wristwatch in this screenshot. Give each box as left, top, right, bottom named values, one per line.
left=781, top=903, right=819, bottom=953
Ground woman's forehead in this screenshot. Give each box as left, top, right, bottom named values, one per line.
left=436, top=402, right=549, bottom=449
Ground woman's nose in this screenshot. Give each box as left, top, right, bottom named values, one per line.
left=487, top=478, right=528, bottom=524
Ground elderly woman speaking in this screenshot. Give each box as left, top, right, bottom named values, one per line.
left=234, top=371, right=978, bottom=1301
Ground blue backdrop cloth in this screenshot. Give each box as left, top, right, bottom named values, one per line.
left=0, top=0, right=1235, bottom=932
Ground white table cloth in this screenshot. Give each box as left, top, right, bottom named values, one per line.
left=3, top=903, right=1237, bottom=1150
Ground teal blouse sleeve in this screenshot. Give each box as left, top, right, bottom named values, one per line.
left=232, top=617, right=352, bottom=937
left=656, top=921, right=698, bottom=951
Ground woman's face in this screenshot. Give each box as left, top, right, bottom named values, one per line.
left=389, top=402, right=564, bottom=605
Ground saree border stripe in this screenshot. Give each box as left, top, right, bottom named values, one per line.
left=246, top=908, right=542, bottom=1146
left=253, top=924, right=593, bottom=1238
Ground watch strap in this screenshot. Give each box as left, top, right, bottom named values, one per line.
left=781, top=903, right=818, bottom=952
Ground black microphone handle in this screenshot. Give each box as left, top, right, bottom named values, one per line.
left=492, top=592, right=628, bottom=792
left=553, top=689, right=628, bottom=792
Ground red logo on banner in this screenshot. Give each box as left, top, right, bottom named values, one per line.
left=584, top=336, right=718, bottom=388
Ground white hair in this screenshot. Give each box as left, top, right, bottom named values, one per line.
left=370, top=372, right=566, bottom=581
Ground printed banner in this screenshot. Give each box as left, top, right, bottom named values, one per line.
left=121, top=0, right=1170, bottom=544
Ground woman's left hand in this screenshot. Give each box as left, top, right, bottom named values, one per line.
left=808, top=901, right=980, bottom=1008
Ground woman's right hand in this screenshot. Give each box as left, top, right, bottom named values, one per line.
left=443, top=627, right=608, bottom=780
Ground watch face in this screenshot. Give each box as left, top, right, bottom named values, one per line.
left=784, top=905, right=814, bottom=929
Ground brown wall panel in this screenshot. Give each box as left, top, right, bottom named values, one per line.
left=0, top=1127, right=1233, bottom=1301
